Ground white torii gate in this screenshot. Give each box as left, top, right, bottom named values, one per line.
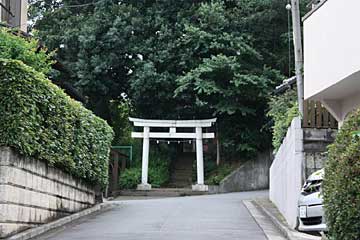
left=129, top=117, right=217, bottom=191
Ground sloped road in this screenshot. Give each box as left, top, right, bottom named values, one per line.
left=38, top=191, right=272, bottom=240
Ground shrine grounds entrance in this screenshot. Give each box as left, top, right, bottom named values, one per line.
left=129, top=118, right=216, bottom=191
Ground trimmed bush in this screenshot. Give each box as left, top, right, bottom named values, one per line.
left=323, top=109, right=360, bottom=240
left=118, top=168, right=141, bottom=189
left=0, top=59, right=114, bottom=187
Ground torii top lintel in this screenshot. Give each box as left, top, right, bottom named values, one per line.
left=129, top=117, right=217, bottom=139
left=128, top=117, right=217, bottom=128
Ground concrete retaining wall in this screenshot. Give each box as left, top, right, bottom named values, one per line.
left=269, top=117, right=304, bottom=229
left=209, top=150, right=272, bottom=194
left=0, top=147, right=96, bottom=238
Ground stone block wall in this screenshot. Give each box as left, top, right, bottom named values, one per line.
left=303, top=128, right=337, bottom=178
left=0, top=147, right=96, bottom=238
left=304, top=152, right=326, bottom=177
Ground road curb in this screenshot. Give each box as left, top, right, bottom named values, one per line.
left=252, top=199, right=320, bottom=240
left=243, top=200, right=287, bottom=240
left=6, top=201, right=121, bottom=240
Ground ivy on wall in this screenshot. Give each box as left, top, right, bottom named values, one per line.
left=267, top=89, right=299, bottom=151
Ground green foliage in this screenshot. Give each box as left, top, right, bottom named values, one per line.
left=119, top=145, right=172, bottom=189
left=173, top=1, right=283, bottom=157
left=193, top=155, right=236, bottom=185
left=192, top=155, right=218, bottom=183
left=205, top=164, right=233, bottom=185
left=31, top=0, right=289, bottom=157
left=118, top=168, right=141, bottom=189
left=0, top=59, right=114, bottom=186
left=323, top=109, right=360, bottom=240
left=0, top=27, right=54, bottom=74
left=109, top=99, right=133, bottom=145
left=148, top=159, right=170, bottom=188
left=267, top=89, right=299, bottom=151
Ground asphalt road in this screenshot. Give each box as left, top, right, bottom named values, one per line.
left=38, top=191, right=270, bottom=240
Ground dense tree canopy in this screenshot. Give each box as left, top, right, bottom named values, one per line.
left=30, top=0, right=292, bottom=158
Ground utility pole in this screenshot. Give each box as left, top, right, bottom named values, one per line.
left=288, top=0, right=305, bottom=184
left=290, top=0, right=304, bottom=116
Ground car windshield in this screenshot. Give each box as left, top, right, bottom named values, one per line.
left=302, top=179, right=322, bottom=195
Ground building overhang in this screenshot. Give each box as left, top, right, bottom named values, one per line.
left=307, top=71, right=360, bottom=123
left=307, top=70, right=360, bottom=101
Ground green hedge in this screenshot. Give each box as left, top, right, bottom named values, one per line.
left=0, top=59, right=114, bottom=187
left=323, top=109, right=360, bottom=240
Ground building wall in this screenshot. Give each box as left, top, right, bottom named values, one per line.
left=304, top=0, right=360, bottom=100
left=0, top=0, right=28, bottom=32
left=0, top=147, right=95, bottom=238
left=269, top=117, right=304, bottom=228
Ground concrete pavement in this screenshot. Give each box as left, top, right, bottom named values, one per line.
left=35, top=190, right=281, bottom=240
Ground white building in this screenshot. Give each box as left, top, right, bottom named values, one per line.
left=304, top=0, right=360, bottom=125
left=0, top=0, right=28, bottom=32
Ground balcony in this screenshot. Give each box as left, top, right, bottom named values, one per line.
left=303, top=0, right=360, bottom=123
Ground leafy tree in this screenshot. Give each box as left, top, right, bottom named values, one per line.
left=173, top=2, right=282, bottom=156
left=109, top=98, right=133, bottom=145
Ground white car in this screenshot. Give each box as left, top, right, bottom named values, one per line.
left=297, top=169, right=327, bottom=232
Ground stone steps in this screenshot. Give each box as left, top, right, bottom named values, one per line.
left=169, top=152, right=194, bottom=188
left=116, top=188, right=209, bottom=197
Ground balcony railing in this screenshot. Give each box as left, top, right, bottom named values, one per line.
left=306, top=0, right=323, bottom=9
left=303, top=100, right=338, bottom=129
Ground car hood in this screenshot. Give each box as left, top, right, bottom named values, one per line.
left=299, top=191, right=323, bottom=206
left=307, top=169, right=324, bottom=181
